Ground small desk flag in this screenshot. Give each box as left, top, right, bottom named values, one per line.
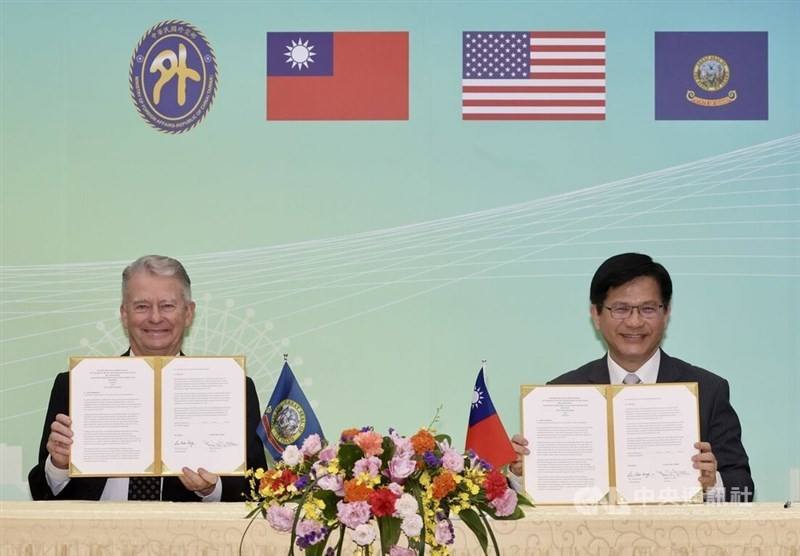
left=465, top=366, right=516, bottom=469
left=257, top=362, right=325, bottom=460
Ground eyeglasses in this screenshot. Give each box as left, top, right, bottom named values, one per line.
left=603, top=303, right=664, bottom=320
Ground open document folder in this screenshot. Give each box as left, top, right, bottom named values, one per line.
left=521, top=383, right=702, bottom=505
left=68, top=356, right=247, bottom=477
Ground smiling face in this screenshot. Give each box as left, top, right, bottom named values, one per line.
left=590, top=276, right=670, bottom=371
left=120, top=271, right=195, bottom=356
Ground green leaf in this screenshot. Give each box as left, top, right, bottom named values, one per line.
left=337, top=444, right=363, bottom=477
left=315, top=489, right=340, bottom=521
left=377, top=516, right=402, bottom=554
left=433, top=433, right=452, bottom=446
left=458, top=508, right=488, bottom=555
left=379, top=435, right=396, bottom=467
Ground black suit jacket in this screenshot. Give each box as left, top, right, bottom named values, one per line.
left=28, top=352, right=267, bottom=501
left=550, top=350, right=754, bottom=502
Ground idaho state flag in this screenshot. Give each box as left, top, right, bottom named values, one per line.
left=465, top=367, right=516, bottom=469
left=257, top=362, right=325, bottom=460
left=266, top=32, right=409, bottom=120
left=655, top=32, right=768, bottom=120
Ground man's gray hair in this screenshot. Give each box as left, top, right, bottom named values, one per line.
left=122, top=255, right=192, bottom=302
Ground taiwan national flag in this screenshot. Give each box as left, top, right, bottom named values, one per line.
left=257, top=362, right=325, bottom=460
left=465, top=366, right=516, bottom=469
left=266, top=31, right=409, bottom=120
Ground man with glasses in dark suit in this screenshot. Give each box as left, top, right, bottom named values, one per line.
left=510, top=253, right=754, bottom=502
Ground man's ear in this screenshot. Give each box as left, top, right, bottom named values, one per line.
left=590, top=304, right=601, bottom=330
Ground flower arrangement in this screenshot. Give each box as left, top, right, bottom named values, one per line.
left=244, top=426, right=532, bottom=556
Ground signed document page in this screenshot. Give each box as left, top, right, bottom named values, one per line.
left=611, top=383, right=701, bottom=504
left=160, top=357, right=246, bottom=475
left=69, top=357, right=155, bottom=476
left=521, top=386, right=609, bottom=504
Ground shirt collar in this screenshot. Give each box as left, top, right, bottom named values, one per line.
left=607, top=349, right=661, bottom=384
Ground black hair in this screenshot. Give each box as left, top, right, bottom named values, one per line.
left=590, top=253, right=672, bottom=310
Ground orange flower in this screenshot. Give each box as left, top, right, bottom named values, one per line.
left=410, top=429, right=436, bottom=455
left=432, top=471, right=457, bottom=500
left=343, top=479, right=372, bottom=502
left=354, top=431, right=384, bottom=457
left=340, top=428, right=361, bottom=442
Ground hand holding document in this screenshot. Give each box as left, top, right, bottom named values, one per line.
left=69, top=356, right=247, bottom=477
left=521, top=383, right=702, bottom=505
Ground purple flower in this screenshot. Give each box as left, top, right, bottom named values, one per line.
left=490, top=487, right=518, bottom=516
left=388, top=456, right=416, bottom=481
left=294, top=475, right=310, bottom=490
left=434, top=518, right=454, bottom=545
left=336, top=500, right=371, bottom=529
left=295, top=519, right=327, bottom=549
left=390, top=431, right=414, bottom=459
left=266, top=504, right=294, bottom=532
left=353, top=456, right=381, bottom=478
left=423, top=451, right=440, bottom=469
left=300, top=434, right=323, bottom=457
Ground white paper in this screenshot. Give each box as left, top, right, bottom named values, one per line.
left=612, top=384, right=701, bottom=504
left=160, top=358, right=246, bottom=474
left=70, top=358, right=155, bottom=475
left=522, top=386, right=609, bottom=504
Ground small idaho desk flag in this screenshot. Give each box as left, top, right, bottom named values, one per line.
left=266, top=31, right=409, bottom=120
left=655, top=31, right=768, bottom=120
left=257, top=362, right=325, bottom=460
left=465, top=366, right=516, bottom=469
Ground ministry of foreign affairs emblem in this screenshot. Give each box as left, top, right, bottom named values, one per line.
left=687, top=54, right=736, bottom=107
left=267, top=399, right=307, bottom=445
left=129, top=20, right=217, bottom=133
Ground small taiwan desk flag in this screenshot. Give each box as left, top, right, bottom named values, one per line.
left=465, top=365, right=516, bottom=469
left=257, top=360, right=325, bottom=460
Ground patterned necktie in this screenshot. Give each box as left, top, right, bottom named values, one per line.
left=128, top=476, right=161, bottom=500
left=623, top=373, right=642, bottom=385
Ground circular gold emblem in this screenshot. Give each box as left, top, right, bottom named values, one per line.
left=693, top=55, right=730, bottom=92
left=269, top=399, right=306, bottom=444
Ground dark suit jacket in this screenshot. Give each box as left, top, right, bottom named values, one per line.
left=28, top=352, right=268, bottom=501
left=550, top=350, right=754, bottom=502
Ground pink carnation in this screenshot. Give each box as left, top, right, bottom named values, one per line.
left=387, top=482, right=404, bottom=497
left=266, top=504, right=294, bottom=532
left=354, top=431, right=384, bottom=457
left=490, top=487, right=518, bottom=517
left=318, top=444, right=338, bottom=463
left=300, top=434, right=322, bottom=457
left=388, top=456, right=416, bottom=481
left=440, top=445, right=464, bottom=473
left=337, top=500, right=371, bottom=529
left=391, top=432, right=415, bottom=459
left=353, top=456, right=382, bottom=478
left=317, top=473, right=344, bottom=496
left=390, top=547, right=416, bottom=556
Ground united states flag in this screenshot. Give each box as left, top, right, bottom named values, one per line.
left=462, top=31, right=606, bottom=120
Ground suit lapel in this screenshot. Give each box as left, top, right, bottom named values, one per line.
left=587, top=357, right=611, bottom=384
left=656, top=350, right=681, bottom=382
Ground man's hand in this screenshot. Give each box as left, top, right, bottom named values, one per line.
left=510, top=434, right=530, bottom=476
left=693, top=441, right=718, bottom=490
left=179, top=467, right=219, bottom=496
left=46, top=413, right=73, bottom=469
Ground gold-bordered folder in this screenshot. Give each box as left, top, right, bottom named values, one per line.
left=68, top=356, right=247, bottom=478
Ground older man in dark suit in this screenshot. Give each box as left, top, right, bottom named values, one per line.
left=511, top=253, right=753, bottom=502
left=28, top=255, right=267, bottom=501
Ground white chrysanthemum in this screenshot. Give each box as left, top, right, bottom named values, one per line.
left=281, top=445, right=303, bottom=466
